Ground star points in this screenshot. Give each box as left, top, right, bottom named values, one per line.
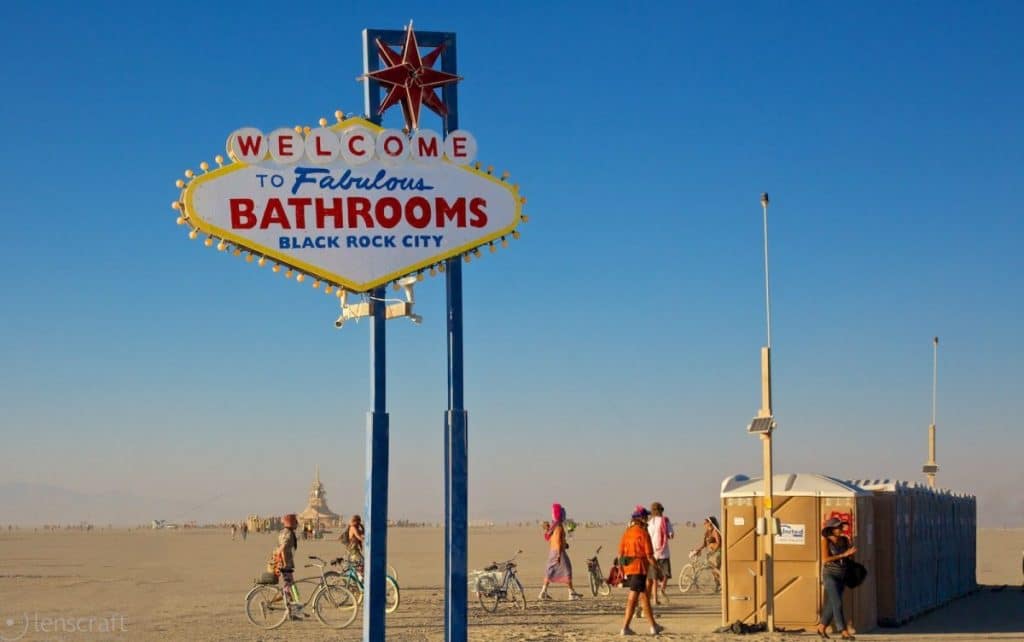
left=360, top=22, right=462, bottom=131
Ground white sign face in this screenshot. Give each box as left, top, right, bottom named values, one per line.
left=777, top=523, right=805, bottom=545
left=182, top=119, right=521, bottom=293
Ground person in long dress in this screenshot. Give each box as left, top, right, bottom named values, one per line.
left=538, top=503, right=582, bottom=601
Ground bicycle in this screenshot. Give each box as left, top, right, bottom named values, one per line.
left=473, top=550, right=526, bottom=612
left=677, top=549, right=721, bottom=594
left=324, top=556, right=401, bottom=613
left=244, top=556, right=358, bottom=630
left=586, top=546, right=611, bottom=596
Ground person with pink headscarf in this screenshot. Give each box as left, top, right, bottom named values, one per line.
left=538, top=502, right=582, bottom=601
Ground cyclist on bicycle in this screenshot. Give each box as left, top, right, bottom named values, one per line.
left=277, top=514, right=300, bottom=617
left=693, top=515, right=722, bottom=587
left=344, top=514, right=365, bottom=564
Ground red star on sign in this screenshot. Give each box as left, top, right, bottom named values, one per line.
left=361, top=22, right=462, bottom=131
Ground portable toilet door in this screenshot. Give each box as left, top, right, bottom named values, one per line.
left=721, top=482, right=757, bottom=626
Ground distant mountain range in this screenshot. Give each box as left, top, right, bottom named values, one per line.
left=0, top=482, right=232, bottom=526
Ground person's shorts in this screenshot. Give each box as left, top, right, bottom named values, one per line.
left=653, top=558, right=671, bottom=580
left=626, top=573, right=647, bottom=592
left=710, top=550, right=722, bottom=569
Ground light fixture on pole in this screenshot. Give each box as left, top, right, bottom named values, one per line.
left=747, top=191, right=776, bottom=632
left=923, top=336, right=939, bottom=487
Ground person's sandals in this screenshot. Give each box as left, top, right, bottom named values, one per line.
left=538, top=591, right=552, bottom=601
left=569, top=591, right=583, bottom=600
left=620, top=627, right=636, bottom=636
left=840, top=634, right=856, bottom=641
left=650, top=623, right=665, bottom=635
left=815, top=626, right=831, bottom=639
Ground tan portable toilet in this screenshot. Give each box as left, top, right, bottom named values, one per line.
left=721, top=473, right=876, bottom=634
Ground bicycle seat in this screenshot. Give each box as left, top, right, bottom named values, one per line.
left=484, top=563, right=498, bottom=572
left=331, top=557, right=345, bottom=566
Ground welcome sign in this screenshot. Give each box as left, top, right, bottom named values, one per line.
left=173, top=116, right=523, bottom=293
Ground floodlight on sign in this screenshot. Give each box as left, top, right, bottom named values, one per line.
left=748, top=416, right=776, bottom=434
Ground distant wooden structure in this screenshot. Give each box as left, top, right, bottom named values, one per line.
left=298, top=465, right=342, bottom=530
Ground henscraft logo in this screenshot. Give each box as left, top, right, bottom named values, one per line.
left=0, top=613, right=28, bottom=641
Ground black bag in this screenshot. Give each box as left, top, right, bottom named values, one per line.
left=844, top=560, right=868, bottom=588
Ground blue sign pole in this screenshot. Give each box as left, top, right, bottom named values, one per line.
left=362, top=26, right=465, bottom=641
left=438, top=37, right=468, bottom=642
left=364, top=286, right=389, bottom=642
left=361, top=32, right=393, bottom=642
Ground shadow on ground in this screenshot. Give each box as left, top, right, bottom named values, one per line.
left=881, top=585, right=1024, bottom=636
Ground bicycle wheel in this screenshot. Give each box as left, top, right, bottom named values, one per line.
left=597, top=567, right=612, bottom=597
left=313, top=584, right=359, bottom=629
left=245, top=585, right=289, bottom=630
left=677, top=564, right=696, bottom=593
left=476, top=574, right=499, bottom=613
left=588, top=568, right=599, bottom=596
left=508, top=576, right=526, bottom=610
left=385, top=576, right=400, bottom=613
left=695, top=566, right=720, bottom=593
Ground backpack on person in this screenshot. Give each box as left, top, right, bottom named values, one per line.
left=339, top=528, right=350, bottom=546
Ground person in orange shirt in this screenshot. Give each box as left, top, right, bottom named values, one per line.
left=618, top=506, right=664, bottom=636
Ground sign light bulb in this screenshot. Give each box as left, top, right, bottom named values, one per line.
left=216, top=239, right=227, bottom=251
left=257, top=256, right=266, bottom=267
left=188, top=229, right=198, bottom=240
left=184, top=169, right=194, bottom=178
left=175, top=179, right=185, bottom=189
left=245, top=253, right=254, bottom=263
left=214, top=155, right=224, bottom=167
left=176, top=216, right=185, bottom=225
left=296, top=273, right=305, bottom=283
left=200, top=161, right=209, bottom=172
left=285, top=269, right=293, bottom=279
left=272, top=264, right=280, bottom=273
left=204, top=236, right=213, bottom=247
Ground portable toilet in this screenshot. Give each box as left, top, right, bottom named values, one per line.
left=721, top=473, right=876, bottom=634
left=849, top=479, right=914, bottom=626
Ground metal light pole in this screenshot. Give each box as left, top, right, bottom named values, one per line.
left=749, top=191, right=776, bottom=632
left=923, top=336, right=939, bottom=487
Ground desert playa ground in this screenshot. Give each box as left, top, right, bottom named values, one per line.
left=0, top=525, right=1022, bottom=641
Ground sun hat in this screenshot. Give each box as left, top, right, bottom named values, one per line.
left=282, top=513, right=298, bottom=528
left=821, top=517, right=847, bottom=537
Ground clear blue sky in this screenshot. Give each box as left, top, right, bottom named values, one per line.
left=1, top=1, right=1021, bottom=525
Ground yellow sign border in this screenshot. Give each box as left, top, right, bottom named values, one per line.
left=180, top=117, right=522, bottom=293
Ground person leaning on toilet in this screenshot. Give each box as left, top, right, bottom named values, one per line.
left=817, top=517, right=857, bottom=640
